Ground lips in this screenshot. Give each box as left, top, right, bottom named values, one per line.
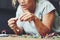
left=22, top=6, right=26, bottom=8
left=21, top=5, right=28, bottom=9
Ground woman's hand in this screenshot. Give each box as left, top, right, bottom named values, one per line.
left=20, top=10, right=36, bottom=21
left=8, top=18, right=18, bottom=29
left=8, top=18, right=24, bottom=35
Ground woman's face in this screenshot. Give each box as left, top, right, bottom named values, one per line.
left=18, top=0, right=35, bottom=10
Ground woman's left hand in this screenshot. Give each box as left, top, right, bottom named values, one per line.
left=20, top=10, right=36, bottom=21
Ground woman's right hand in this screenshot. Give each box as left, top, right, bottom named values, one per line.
left=8, top=18, right=18, bottom=29
left=8, top=18, right=24, bottom=35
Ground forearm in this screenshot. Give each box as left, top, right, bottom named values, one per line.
left=34, top=17, right=50, bottom=36
left=11, top=26, right=24, bottom=35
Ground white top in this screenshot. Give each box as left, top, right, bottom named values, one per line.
left=16, top=0, right=55, bottom=36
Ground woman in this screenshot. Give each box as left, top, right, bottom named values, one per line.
left=8, top=0, right=55, bottom=36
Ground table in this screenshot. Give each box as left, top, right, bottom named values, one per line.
left=0, top=37, right=53, bottom=40
left=0, top=34, right=60, bottom=40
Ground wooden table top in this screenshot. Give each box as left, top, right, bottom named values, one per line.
left=0, top=34, right=60, bottom=40
left=0, top=37, right=54, bottom=40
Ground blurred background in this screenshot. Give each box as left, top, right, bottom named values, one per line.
left=0, top=0, right=59, bottom=34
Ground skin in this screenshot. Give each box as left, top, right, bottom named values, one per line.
left=18, top=0, right=36, bottom=13
left=8, top=0, right=55, bottom=36
left=8, top=18, right=23, bottom=35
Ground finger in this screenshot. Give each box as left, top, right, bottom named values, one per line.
left=23, top=15, right=32, bottom=21
left=8, top=21, right=16, bottom=26
left=20, top=9, right=31, bottom=19
left=19, top=13, right=27, bottom=20
left=9, top=24, right=15, bottom=28
left=9, top=24, right=16, bottom=29
left=8, top=18, right=18, bottom=23
left=20, top=13, right=31, bottom=21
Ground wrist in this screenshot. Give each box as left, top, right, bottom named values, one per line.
left=33, top=16, right=38, bottom=22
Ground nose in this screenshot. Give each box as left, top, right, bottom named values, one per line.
left=21, top=0, right=25, bottom=4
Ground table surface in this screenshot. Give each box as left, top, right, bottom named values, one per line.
left=0, top=37, right=54, bottom=40
left=0, top=34, right=60, bottom=40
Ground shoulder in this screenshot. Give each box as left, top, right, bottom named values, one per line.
left=38, top=0, right=55, bottom=7
left=36, top=0, right=55, bottom=16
